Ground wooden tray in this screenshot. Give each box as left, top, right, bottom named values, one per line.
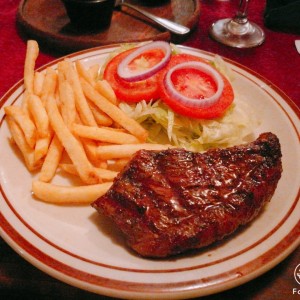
left=17, top=0, right=200, bottom=53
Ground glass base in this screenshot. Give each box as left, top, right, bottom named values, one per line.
left=209, top=18, right=265, bottom=48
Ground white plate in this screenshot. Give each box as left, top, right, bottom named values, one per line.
left=0, top=45, right=299, bottom=299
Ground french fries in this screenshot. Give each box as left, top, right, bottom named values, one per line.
left=34, top=133, right=53, bottom=163
left=24, top=40, right=39, bottom=93
left=58, top=80, right=76, bottom=129
left=80, top=78, right=148, bottom=142
left=75, top=60, right=95, bottom=86
left=32, top=181, right=112, bottom=204
left=39, top=135, right=64, bottom=182
left=6, top=116, right=40, bottom=171
left=107, top=158, right=130, bottom=172
left=97, top=143, right=173, bottom=160
left=40, top=67, right=57, bottom=104
left=33, top=71, right=45, bottom=97
left=95, top=80, right=118, bottom=105
left=59, top=163, right=118, bottom=181
left=4, top=105, right=36, bottom=149
left=46, top=95, right=100, bottom=185
left=88, top=101, right=113, bottom=126
left=27, top=94, right=50, bottom=138
left=4, top=40, right=171, bottom=205
left=64, top=60, right=97, bottom=127
left=72, top=123, right=141, bottom=144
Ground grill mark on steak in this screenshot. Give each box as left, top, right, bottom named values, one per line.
left=92, top=132, right=282, bottom=258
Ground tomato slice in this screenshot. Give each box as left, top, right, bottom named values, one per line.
left=170, top=67, right=218, bottom=99
left=158, top=54, right=234, bottom=119
left=103, top=48, right=164, bottom=102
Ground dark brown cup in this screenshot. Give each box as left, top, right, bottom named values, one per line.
left=62, top=0, right=115, bottom=31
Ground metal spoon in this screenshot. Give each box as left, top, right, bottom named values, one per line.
left=115, top=0, right=190, bottom=35
left=295, top=40, right=300, bottom=54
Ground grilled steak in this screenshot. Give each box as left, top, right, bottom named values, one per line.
left=92, top=132, right=282, bottom=258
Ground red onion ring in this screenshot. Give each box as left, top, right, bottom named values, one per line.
left=164, top=62, right=224, bottom=108
left=117, top=41, right=171, bottom=82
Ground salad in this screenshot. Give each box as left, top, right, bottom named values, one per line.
left=100, top=41, right=259, bottom=151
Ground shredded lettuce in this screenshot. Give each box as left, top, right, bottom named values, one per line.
left=211, top=54, right=235, bottom=82
left=119, top=96, right=259, bottom=152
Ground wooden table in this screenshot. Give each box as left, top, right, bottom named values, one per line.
left=0, top=0, right=299, bottom=299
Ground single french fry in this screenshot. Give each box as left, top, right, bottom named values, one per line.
left=88, top=63, right=100, bottom=82
left=88, top=101, right=113, bottom=126
left=4, top=105, right=36, bottom=149
left=6, top=116, right=39, bottom=171
left=60, top=163, right=117, bottom=181
left=98, top=160, right=108, bottom=169
left=65, top=60, right=97, bottom=126
left=107, top=158, right=130, bottom=172
left=59, top=80, right=76, bottom=129
left=34, top=133, right=53, bottom=162
left=75, top=60, right=94, bottom=86
left=28, top=94, right=50, bottom=138
left=33, top=71, right=45, bottom=97
left=57, top=61, right=67, bottom=80
left=72, top=123, right=140, bottom=144
left=57, top=66, right=65, bottom=108
left=89, top=165, right=118, bottom=180
left=95, top=80, right=117, bottom=105
left=24, top=40, right=39, bottom=93
left=40, top=67, right=57, bottom=104
left=79, top=137, right=102, bottom=167
left=21, top=90, right=31, bottom=118
left=45, top=95, right=99, bottom=184
left=100, top=126, right=127, bottom=133
left=59, top=163, right=78, bottom=175
left=57, top=61, right=70, bottom=86
left=80, top=78, right=148, bottom=142
left=39, top=135, right=64, bottom=182
left=97, top=143, right=172, bottom=160
left=32, top=181, right=112, bottom=204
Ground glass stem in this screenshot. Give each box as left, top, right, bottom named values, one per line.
left=227, top=0, right=251, bottom=35
left=234, top=0, right=249, bottom=24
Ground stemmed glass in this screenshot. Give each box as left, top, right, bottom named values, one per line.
left=209, top=0, right=265, bottom=48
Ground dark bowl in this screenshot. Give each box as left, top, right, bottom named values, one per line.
left=62, top=0, right=115, bottom=31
